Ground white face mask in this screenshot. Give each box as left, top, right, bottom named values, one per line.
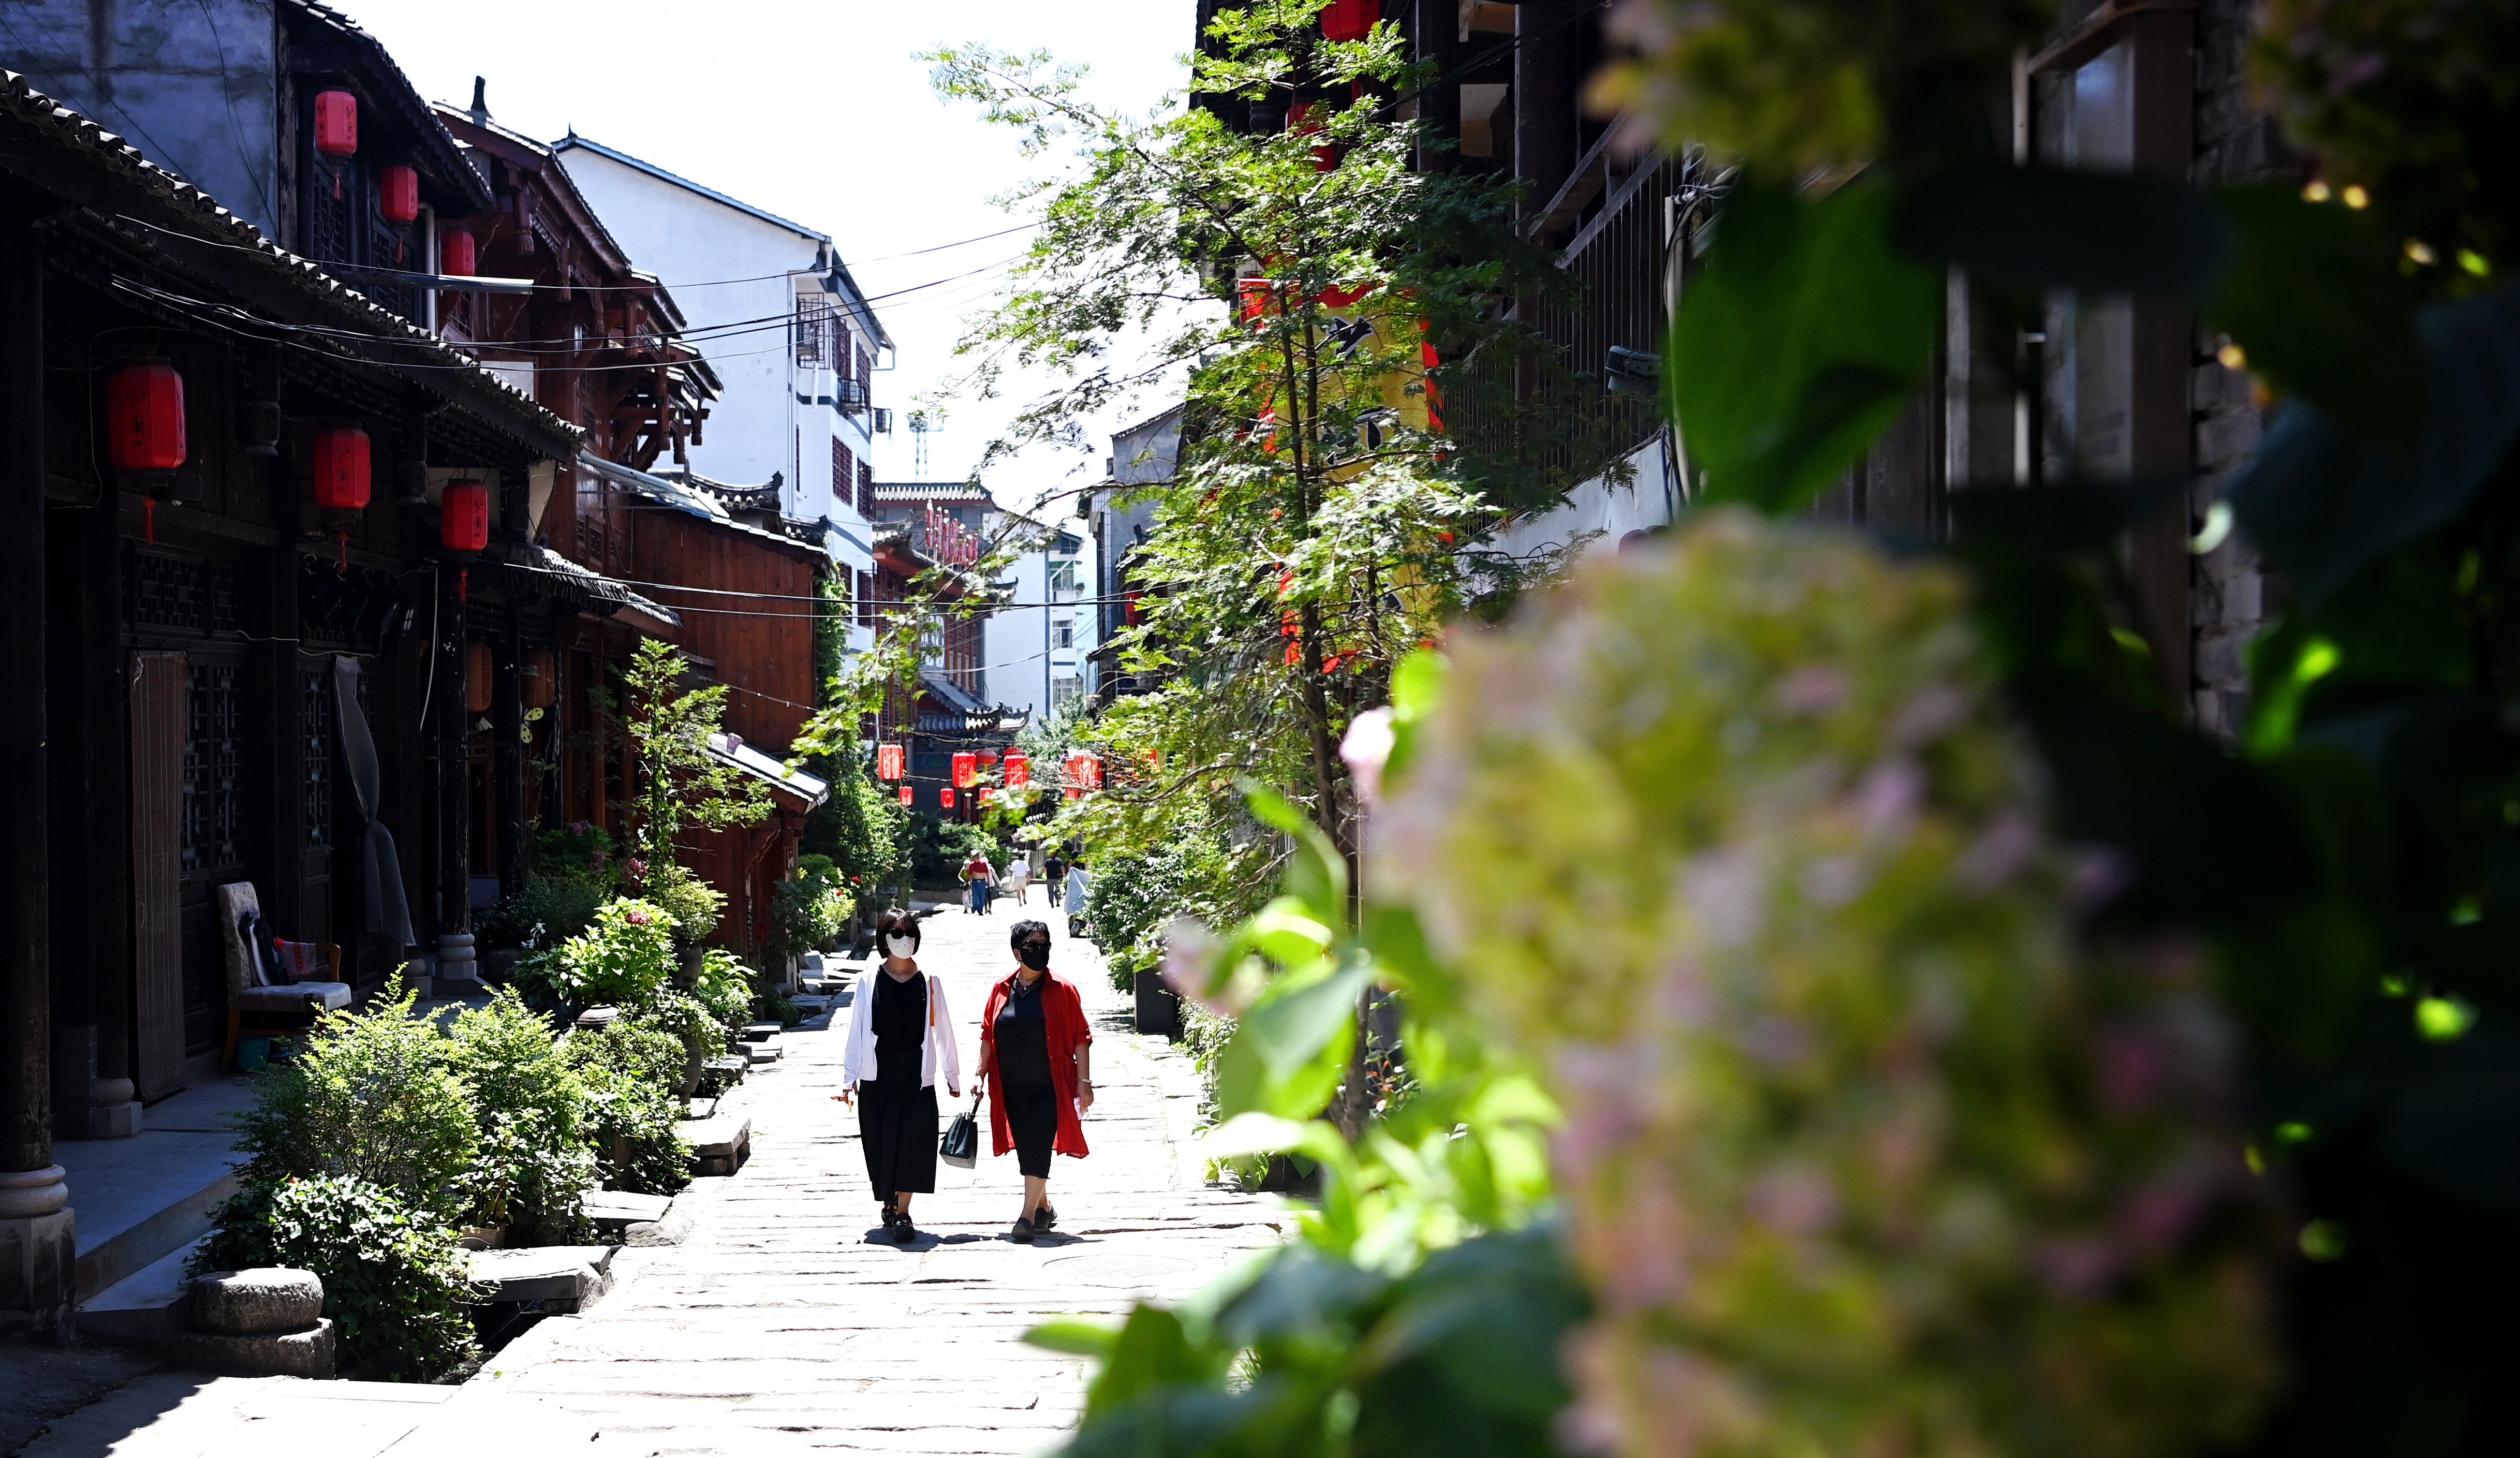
left=884, top=935, right=918, bottom=959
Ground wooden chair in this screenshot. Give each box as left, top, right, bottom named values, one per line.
left=215, top=882, right=353, bottom=1073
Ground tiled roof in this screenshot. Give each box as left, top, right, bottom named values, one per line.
left=0, top=70, right=580, bottom=460
left=872, top=481, right=995, bottom=505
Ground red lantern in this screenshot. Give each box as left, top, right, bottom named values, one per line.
left=378, top=165, right=419, bottom=225
left=1065, top=787, right=1082, bottom=801
left=106, top=360, right=187, bottom=472
left=941, top=787, right=956, bottom=809
left=979, top=750, right=1000, bottom=767
left=310, top=426, right=371, bottom=511
left=1004, top=752, right=1030, bottom=789
left=439, top=230, right=476, bottom=276
left=952, top=752, right=977, bottom=789
left=1321, top=0, right=1376, bottom=42
left=898, top=785, right=913, bottom=806
left=440, top=478, right=489, bottom=552
left=314, top=91, right=359, bottom=157
left=875, top=743, right=905, bottom=781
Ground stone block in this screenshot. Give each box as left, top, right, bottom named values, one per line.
left=189, top=1267, right=322, bottom=1335
left=582, top=1190, right=673, bottom=1227
left=0, top=1204, right=77, bottom=1341
left=624, top=1212, right=695, bottom=1247
left=170, top=1316, right=335, bottom=1377
left=467, top=1246, right=615, bottom=1307
left=685, top=1113, right=751, bottom=1176
left=739, top=1023, right=781, bottom=1042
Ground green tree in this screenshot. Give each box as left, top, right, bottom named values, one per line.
left=611, top=639, right=771, bottom=876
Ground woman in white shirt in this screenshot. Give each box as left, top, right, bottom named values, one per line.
left=839, top=908, right=963, bottom=1243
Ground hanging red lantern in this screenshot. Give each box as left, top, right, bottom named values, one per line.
left=377, top=165, right=419, bottom=225
left=875, top=743, right=906, bottom=781
left=1065, top=787, right=1082, bottom=801
left=951, top=752, right=978, bottom=789
left=440, top=478, right=489, bottom=552
left=314, top=91, right=359, bottom=157
left=979, top=750, right=1000, bottom=767
left=310, top=426, right=371, bottom=511
left=439, top=230, right=476, bottom=276
left=107, top=360, right=187, bottom=473
left=1321, top=0, right=1376, bottom=42
left=1081, top=753, right=1103, bottom=789
left=898, top=785, right=913, bottom=806
left=941, top=787, right=956, bottom=809
left=1003, top=752, right=1030, bottom=789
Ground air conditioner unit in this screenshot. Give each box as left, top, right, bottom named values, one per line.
left=872, top=407, right=893, bottom=435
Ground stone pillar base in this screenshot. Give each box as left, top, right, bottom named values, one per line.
left=435, top=933, right=479, bottom=989
left=0, top=1168, right=76, bottom=1342
left=85, top=1102, right=142, bottom=1140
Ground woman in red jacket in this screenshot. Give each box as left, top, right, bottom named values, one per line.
left=974, top=919, right=1093, bottom=1241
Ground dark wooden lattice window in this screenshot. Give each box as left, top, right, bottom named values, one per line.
left=302, top=668, right=334, bottom=851
left=130, top=549, right=242, bottom=635
left=832, top=438, right=854, bottom=510
left=857, top=461, right=875, bottom=518
left=182, top=664, right=245, bottom=875
left=304, top=158, right=357, bottom=267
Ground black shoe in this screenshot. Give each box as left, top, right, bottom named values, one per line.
left=891, top=1212, right=918, bottom=1243
left=1034, top=1204, right=1057, bottom=1231
left=1010, top=1216, right=1036, bottom=1243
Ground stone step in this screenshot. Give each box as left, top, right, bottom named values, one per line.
left=465, top=1245, right=616, bottom=1308
left=744, top=1041, right=784, bottom=1065
left=738, top=1022, right=782, bottom=1042
left=76, top=1234, right=204, bottom=1345
left=581, top=1189, right=673, bottom=1229
left=684, top=1111, right=752, bottom=1176
left=56, top=1076, right=260, bottom=1301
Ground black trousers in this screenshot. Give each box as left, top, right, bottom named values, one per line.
left=1000, top=1081, right=1058, bottom=1179
left=859, top=1074, right=938, bottom=1197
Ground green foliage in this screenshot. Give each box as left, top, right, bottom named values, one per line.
left=801, top=744, right=904, bottom=900
left=909, top=814, right=998, bottom=888
left=694, top=949, right=756, bottom=1044
left=476, top=871, right=610, bottom=952
left=192, top=1175, right=481, bottom=1382
left=443, top=990, right=595, bottom=1246
left=611, top=640, right=772, bottom=874
left=1083, top=832, right=1265, bottom=993
left=767, top=853, right=851, bottom=961
left=551, top=899, right=679, bottom=1008
left=643, top=863, right=726, bottom=942
left=1039, top=1225, right=1587, bottom=1458
left=228, top=977, right=479, bottom=1226
left=564, top=1019, right=694, bottom=1197
left=1672, top=173, right=1940, bottom=511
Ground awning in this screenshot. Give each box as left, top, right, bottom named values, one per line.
left=705, top=733, right=829, bottom=809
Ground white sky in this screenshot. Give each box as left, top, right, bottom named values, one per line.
left=337, top=0, right=1194, bottom=512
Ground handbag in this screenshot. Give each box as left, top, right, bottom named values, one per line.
left=940, top=1092, right=981, bottom=1169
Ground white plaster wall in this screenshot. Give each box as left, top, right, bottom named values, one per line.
left=1492, top=434, right=1682, bottom=567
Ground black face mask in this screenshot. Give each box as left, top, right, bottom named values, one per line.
left=1016, top=942, right=1052, bottom=971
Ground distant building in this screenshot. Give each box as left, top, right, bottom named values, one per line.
left=553, top=133, right=888, bottom=651
left=1084, top=407, right=1180, bottom=705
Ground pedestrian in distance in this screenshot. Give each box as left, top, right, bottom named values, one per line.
left=1005, top=852, right=1033, bottom=906
left=961, top=850, right=996, bottom=916
left=1064, top=857, right=1090, bottom=940
left=836, top=908, right=962, bottom=1243
left=974, top=918, right=1093, bottom=1242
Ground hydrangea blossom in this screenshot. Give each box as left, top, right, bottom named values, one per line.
left=1376, top=510, right=2277, bottom=1458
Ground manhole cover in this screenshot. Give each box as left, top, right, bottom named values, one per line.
left=1044, top=1254, right=1196, bottom=1285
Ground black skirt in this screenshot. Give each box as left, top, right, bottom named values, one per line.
left=859, top=1074, right=939, bottom=1197
left=1000, top=1081, right=1058, bottom=1179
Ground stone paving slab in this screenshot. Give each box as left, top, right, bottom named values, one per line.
left=468, top=907, right=1285, bottom=1455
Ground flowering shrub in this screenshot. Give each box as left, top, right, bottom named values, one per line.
left=552, top=899, right=679, bottom=1007
left=1376, top=511, right=2278, bottom=1458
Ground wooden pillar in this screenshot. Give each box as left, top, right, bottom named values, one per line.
left=260, top=459, right=304, bottom=941
left=434, top=564, right=476, bottom=984
left=494, top=603, right=525, bottom=896
left=1513, top=3, right=1578, bottom=232
left=1412, top=0, right=1460, bottom=172
left=0, top=203, right=73, bottom=1338
left=78, top=482, right=134, bottom=1135
left=2124, top=7, right=2197, bottom=713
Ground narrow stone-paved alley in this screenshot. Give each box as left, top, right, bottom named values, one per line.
left=470, top=904, right=1281, bottom=1455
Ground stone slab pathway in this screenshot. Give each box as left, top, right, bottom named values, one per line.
left=470, top=901, right=1284, bottom=1456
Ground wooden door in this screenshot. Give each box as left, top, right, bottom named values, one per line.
left=129, top=651, right=187, bottom=1100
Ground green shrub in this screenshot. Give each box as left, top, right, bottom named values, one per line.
left=909, top=815, right=999, bottom=887
left=1085, top=832, right=1264, bottom=992
left=552, top=899, right=678, bottom=1007
left=695, top=949, right=755, bottom=1040
left=191, top=1174, right=481, bottom=1382
left=443, top=990, right=596, bottom=1246
left=643, top=865, right=725, bottom=941
left=476, top=871, right=610, bottom=951
left=229, top=977, right=478, bottom=1226
left=565, top=1020, right=693, bottom=1196
left=767, top=853, right=850, bottom=960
